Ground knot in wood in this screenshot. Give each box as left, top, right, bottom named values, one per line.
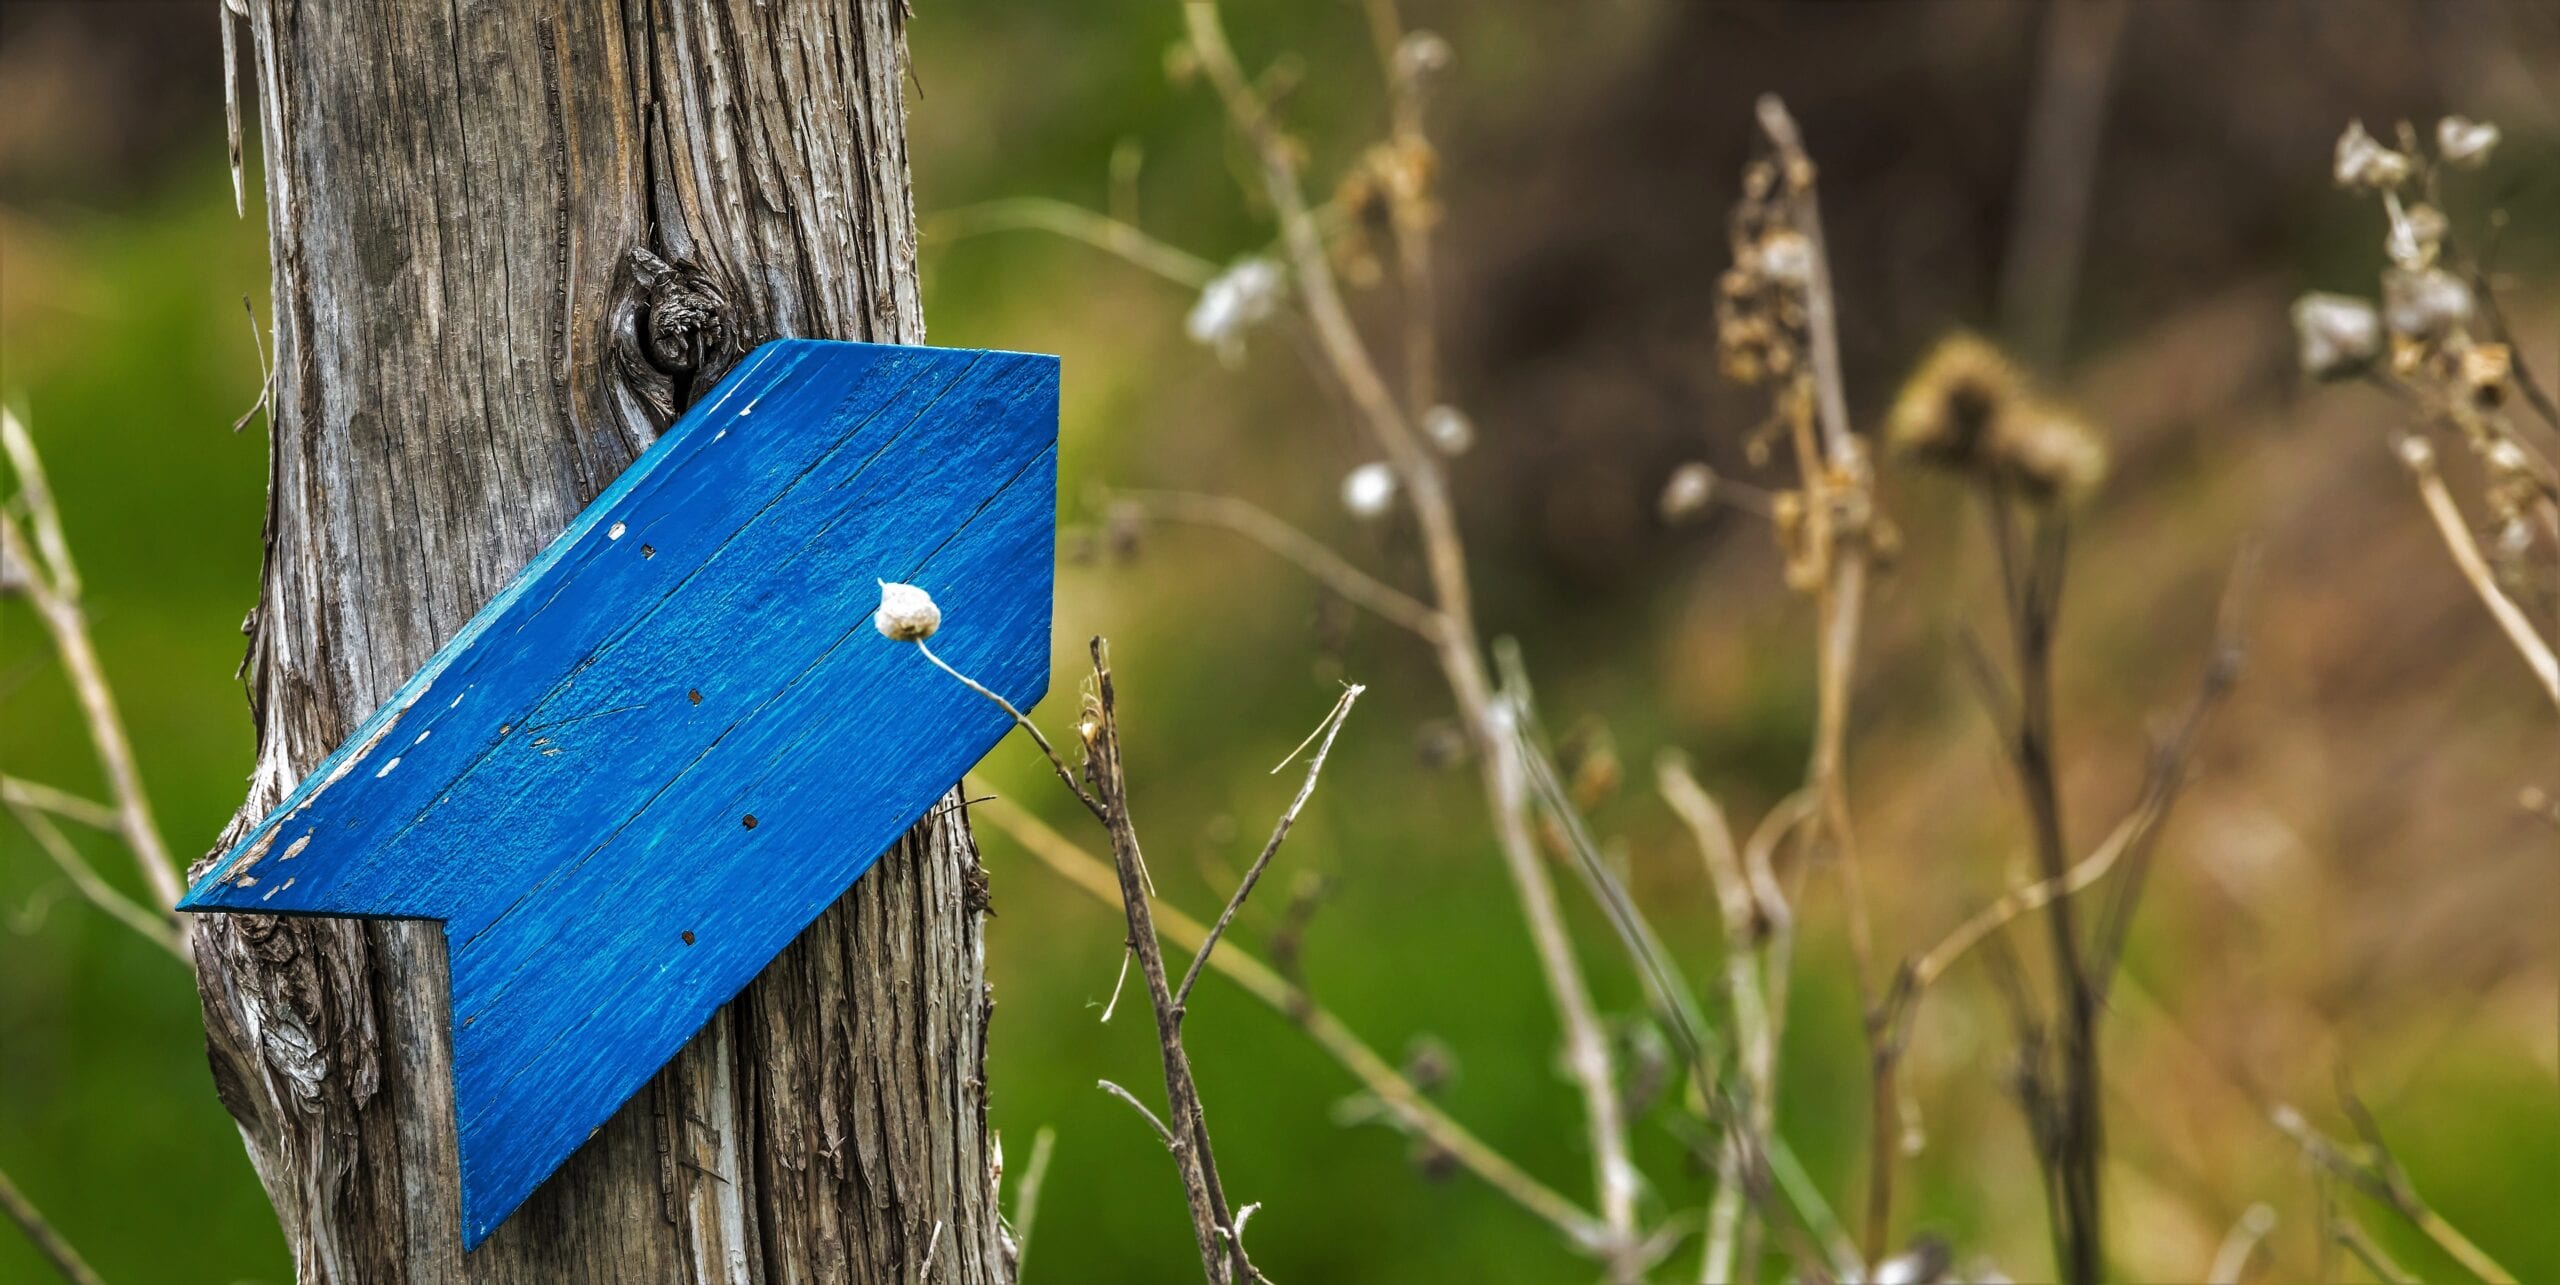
left=627, top=247, right=735, bottom=378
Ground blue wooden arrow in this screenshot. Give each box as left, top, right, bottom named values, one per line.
left=178, top=338, right=1057, bottom=1248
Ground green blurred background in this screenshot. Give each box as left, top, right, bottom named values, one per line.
left=3, top=2, right=2554, bottom=1281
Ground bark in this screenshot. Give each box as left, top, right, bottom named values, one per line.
left=191, top=3, right=1008, bottom=1281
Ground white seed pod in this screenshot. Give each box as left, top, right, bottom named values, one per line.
left=2333, top=120, right=2411, bottom=190
left=1341, top=461, right=1398, bottom=519
left=1658, top=461, right=1719, bottom=524
left=2380, top=267, right=2473, bottom=342
left=2289, top=292, right=2382, bottom=380
left=872, top=579, right=941, bottom=642
left=2485, top=437, right=2530, bottom=482
left=2384, top=202, right=2447, bottom=269
left=1757, top=230, right=1815, bottom=290
left=2436, top=115, right=2500, bottom=168
left=1394, top=30, right=1452, bottom=80
left=1185, top=258, right=1286, bottom=366
left=1420, top=403, right=1475, bottom=456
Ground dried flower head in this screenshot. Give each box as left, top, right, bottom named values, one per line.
left=872, top=579, right=941, bottom=642
left=2460, top=342, right=2513, bottom=408
left=1341, top=461, right=1398, bottom=519
left=2380, top=266, right=2473, bottom=343
left=1185, top=258, right=1286, bottom=366
left=1658, top=461, right=1719, bottom=524
left=1887, top=333, right=2025, bottom=468
left=2436, top=115, right=2500, bottom=168
left=1420, top=404, right=1476, bottom=456
left=2333, top=120, right=2412, bottom=190
left=1889, top=333, right=2107, bottom=504
left=2385, top=202, right=2447, bottom=269
left=2290, top=292, right=2383, bottom=381
left=1997, top=406, right=2110, bottom=504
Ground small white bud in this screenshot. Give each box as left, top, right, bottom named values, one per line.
left=2436, top=115, right=2500, bottom=168
left=2290, top=292, right=2382, bottom=380
left=873, top=579, right=941, bottom=641
left=1658, top=461, right=1719, bottom=523
left=1420, top=404, right=1475, bottom=456
left=1341, top=462, right=1398, bottom=519
left=1394, top=30, right=1452, bottom=80
left=2485, top=437, right=2530, bottom=481
left=2381, top=267, right=2472, bottom=342
left=1185, top=258, right=1286, bottom=366
left=2393, top=433, right=2436, bottom=472
left=2333, top=120, right=2411, bottom=190
left=1758, top=230, right=1815, bottom=289
left=2384, top=202, right=2447, bottom=269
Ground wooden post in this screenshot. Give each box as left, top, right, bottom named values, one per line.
left=192, top=3, right=1008, bottom=1280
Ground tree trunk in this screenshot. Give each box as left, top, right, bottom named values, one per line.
left=191, top=3, right=1008, bottom=1280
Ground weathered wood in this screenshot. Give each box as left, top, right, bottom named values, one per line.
left=184, top=340, right=1056, bottom=1247
left=195, top=3, right=1017, bottom=1280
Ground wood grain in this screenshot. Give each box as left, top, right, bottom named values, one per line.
left=195, top=3, right=1023, bottom=1279
left=183, top=341, right=1056, bottom=1247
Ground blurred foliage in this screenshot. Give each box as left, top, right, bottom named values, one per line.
left=5, top=2, right=2557, bottom=1282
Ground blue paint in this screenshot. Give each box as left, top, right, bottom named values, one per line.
left=177, top=339, right=1058, bottom=1249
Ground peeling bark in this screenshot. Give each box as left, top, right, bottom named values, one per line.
left=193, top=3, right=1005, bottom=1280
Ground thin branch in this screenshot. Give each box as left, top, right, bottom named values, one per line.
left=0, top=1160, right=106, bottom=1285
left=5, top=798, right=188, bottom=963
left=1, top=411, right=186, bottom=920
left=2271, top=1104, right=2517, bottom=1284
left=1109, top=489, right=1444, bottom=641
left=1081, top=639, right=1256, bottom=1283
left=1176, top=684, right=1364, bottom=1010
left=1009, top=1126, right=1058, bottom=1281
left=1181, top=1, right=1635, bottom=1259
left=912, top=638, right=1106, bottom=821
left=2395, top=434, right=2560, bottom=707
left=0, top=777, right=119, bottom=832
left=2205, top=1204, right=2275, bottom=1285
left=1750, top=95, right=1891, bottom=1270
left=927, top=197, right=1221, bottom=288
left=971, top=788, right=1611, bottom=1251
left=1997, top=0, right=2131, bottom=370
left=1098, top=1080, right=1180, bottom=1152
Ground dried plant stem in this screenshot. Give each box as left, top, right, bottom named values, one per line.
left=914, top=638, right=1106, bottom=820
left=4, top=796, right=188, bottom=962
left=1175, top=684, right=1363, bottom=1010
left=1009, top=1126, right=1057, bottom=1280
left=1360, top=0, right=1438, bottom=418
left=2271, top=1104, right=2517, bottom=1284
left=929, top=197, right=1221, bottom=288
left=971, top=789, right=1611, bottom=1251
left=1109, top=490, right=1444, bottom=641
left=1749, top=95, right=1896, bottom=1269
left=1080, top=640, right=1261, bottom=1284
left=1182, top=0, right=1636, bottom=1259
left=1998, top=0, right=2130, bottom=369
left=2396, top=437, right=2560, bottom=707
left=2205, top=1205, right=2275, bottom=1285
left=1985, top=494, right=2105, bottom=1285
left=1660, top=758, right=1794, bottom=1284
left=0, top=777, right=120, bottom=833
left=0, top=1161, right=105, bottom=1285
left=1, top=411, right=186, bottom=929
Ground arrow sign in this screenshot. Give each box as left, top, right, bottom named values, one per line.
left=179, top=338, right=1057, bottom=1248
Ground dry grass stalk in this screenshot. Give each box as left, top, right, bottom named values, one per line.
left=1, top=409, right=190, bottom=960
left=0, top=1162, right=105, bottom=1285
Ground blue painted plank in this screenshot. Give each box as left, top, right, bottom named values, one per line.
left=176, top=338, right=1059, bottom=1249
